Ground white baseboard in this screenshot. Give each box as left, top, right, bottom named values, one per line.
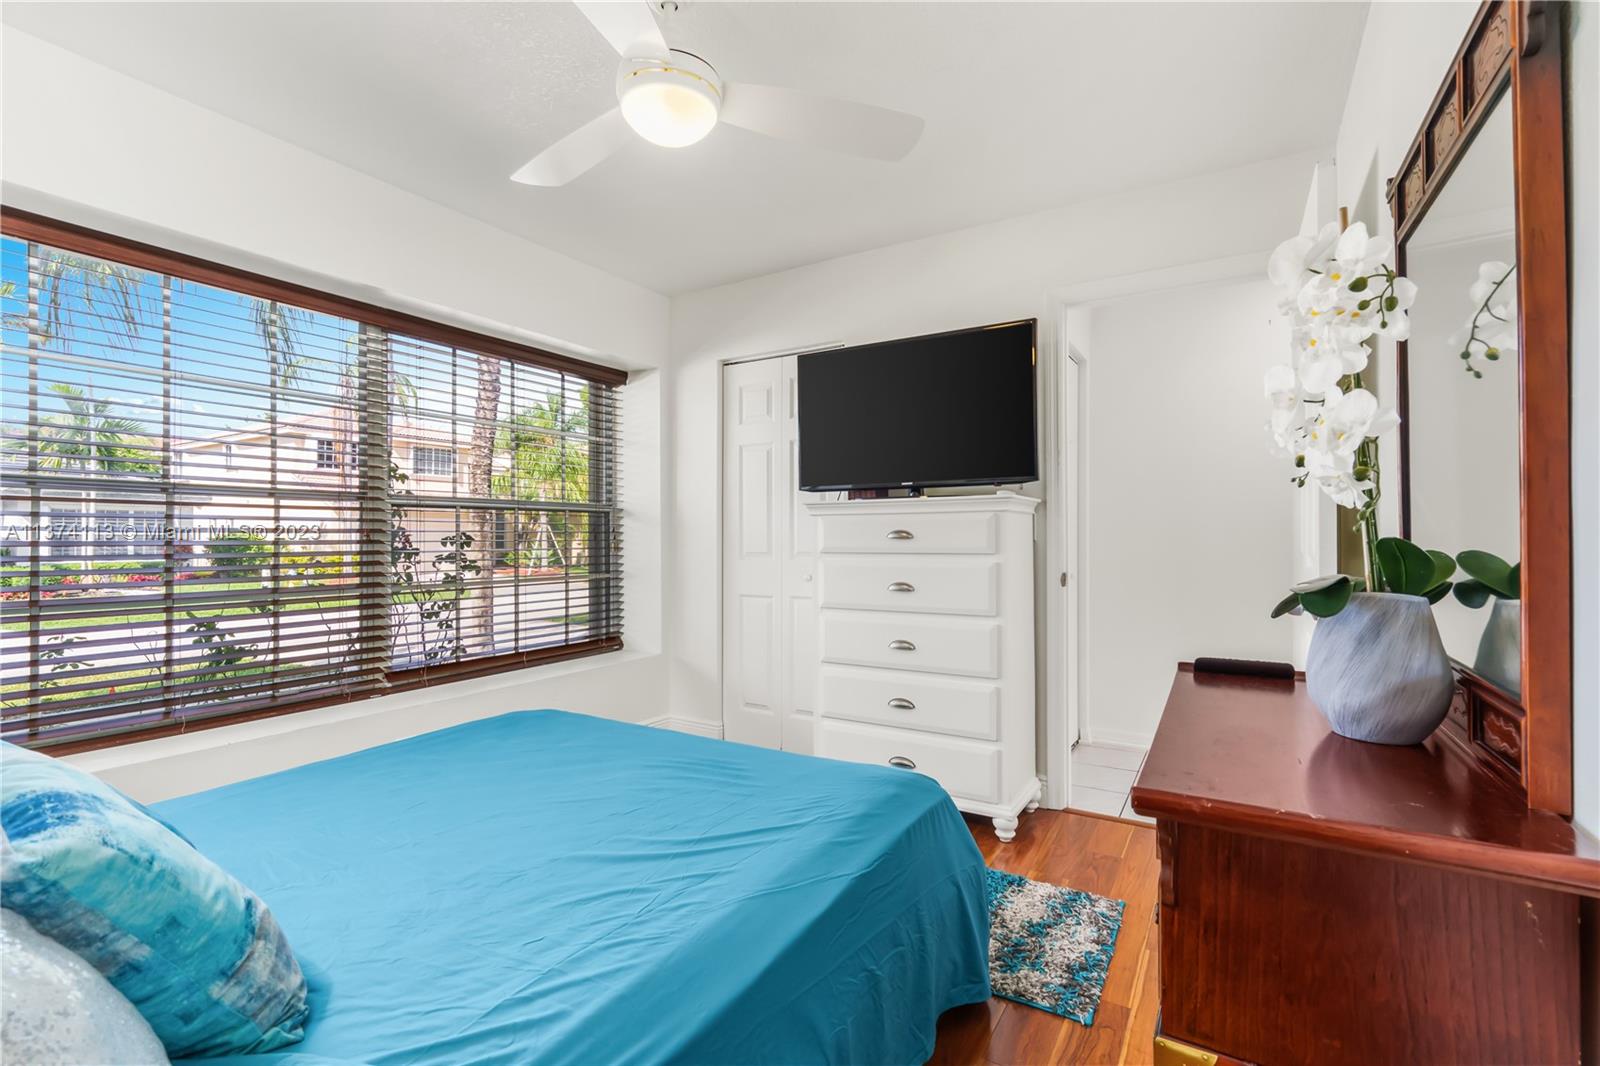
left=1080, top=726, right=1153, bottom=751
left=643, top=716, right=724, bottom=739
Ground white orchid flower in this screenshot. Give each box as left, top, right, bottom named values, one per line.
left=1268, top=221, right=1339, bottom=295
left=1480, top=311, right=1518, bottom=356
left=1297, top=354, right=1346, bottom=397
left=1331, top=222, right=1387, bottom=278
left=1312, top=467, right=1375, bottom=509
left=1470, top=261, right=1515, bottom=309
left=1296, top=222, right=1398, bottom=327
left=1263, top=365, right=1307, bottom=454
left=1263, top=364, right=1298, bottom=402
left=1264, top=220, right=1413, bottom=522
left=1370, top=276, right=1417, bottom=340
left=1300, top=438, right=1376, bottom=508
left=1466, top=262, right=1519, bottom=358
left=1305, top=386, right=1397, bottom=461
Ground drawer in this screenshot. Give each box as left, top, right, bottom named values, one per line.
left=819, top=666, right=1000, bottom=741
left=818, top=719, right=1002, bottom=804
left=820, top=614, right=1000, bottom=678
left=818, top=511, right=997, bottom=555
left=819, top=557, right=999, bottom=616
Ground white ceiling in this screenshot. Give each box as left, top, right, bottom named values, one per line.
left=3, top=2, right=1368, bottom=295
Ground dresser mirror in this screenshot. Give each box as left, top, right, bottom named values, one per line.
left=1390, top=0, right=1570, bottom=813
left=1402, top=97, right=1519, bottom=693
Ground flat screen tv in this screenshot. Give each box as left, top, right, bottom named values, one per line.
left=797, top=319, right=1037, bottom=492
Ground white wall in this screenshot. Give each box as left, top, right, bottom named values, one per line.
left=1, top=30, right=674, bottom=798
left=1075, top=280, right=1294, bottom=745
left=1333, top=1, right=1599, bottom=836
left=68, top=651, right=676, bottom=803
left=667, top=151, right=1320, bottom=748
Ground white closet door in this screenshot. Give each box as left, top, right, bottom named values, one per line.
left=778, top=358, right=819, bottom=754
left=723, top=358, right=784, bottom=748
left=722, top=356, right=819, bottom=752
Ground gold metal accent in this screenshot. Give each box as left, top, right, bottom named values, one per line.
left=1153, top=1035, right=1219, bottom=1066
left=622, top=64, right=723, bottom=101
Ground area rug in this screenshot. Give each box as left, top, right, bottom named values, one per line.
left=985, top=868, right=1125, bottom=1025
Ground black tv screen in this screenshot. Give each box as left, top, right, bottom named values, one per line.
left=797, top=320, right=1037, bottom=492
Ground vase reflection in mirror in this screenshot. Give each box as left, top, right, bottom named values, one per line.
left=1306, top=593, right=1455, bottom=745
left=1472, top=597, right=1521, bottom=696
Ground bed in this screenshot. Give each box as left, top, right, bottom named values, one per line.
left=153, top=710, right=990, bottom=1066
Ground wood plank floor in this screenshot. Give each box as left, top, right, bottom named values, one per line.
left=929, top=809, right=1161, bottom=1066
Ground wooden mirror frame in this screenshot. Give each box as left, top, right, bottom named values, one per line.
left=1389, top=0, right=1571, bottom=814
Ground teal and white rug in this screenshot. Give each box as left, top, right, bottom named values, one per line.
left=985, top=868, right=1125, bottom=1026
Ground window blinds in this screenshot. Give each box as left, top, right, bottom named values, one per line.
left=0, top=218, right=623, bottom=749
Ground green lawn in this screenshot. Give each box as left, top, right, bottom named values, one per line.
left=0, top=582, right=364, bottom=632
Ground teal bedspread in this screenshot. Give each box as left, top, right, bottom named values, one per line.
left=156, top=711, right=990, bottom=1066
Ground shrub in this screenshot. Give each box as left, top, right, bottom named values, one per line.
left=206, top=530, right=272, bottom=577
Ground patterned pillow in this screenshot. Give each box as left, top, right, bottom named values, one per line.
left=0, top=742, right=309, bottom=1058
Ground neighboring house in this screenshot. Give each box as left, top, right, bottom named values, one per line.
left=2, top=406, right=582, bottom=570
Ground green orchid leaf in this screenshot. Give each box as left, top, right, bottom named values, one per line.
left=1453, top=578, right=1493, bottom=609
left=1292, top=574, right=1347, bottom=595
left=1270, top=590, right=1303, bottom=619
left=1457, top=550, right=1517, bottom=598
left=1375, top=537, right=1436, bottom=596
left=1507, top=562, right=1521, bottom=600
left=1426, top=549, right=1456, bottom=589
left=1299, top=575, right=1353, bottom=618
left=1424, top=582, right=1453, bottom=605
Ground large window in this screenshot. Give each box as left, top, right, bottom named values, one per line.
left=0, top=211, right=624, bottom=750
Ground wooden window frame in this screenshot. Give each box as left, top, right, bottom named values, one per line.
left=1, top=206, right=627, bottom=754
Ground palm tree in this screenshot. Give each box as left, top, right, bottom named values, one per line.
left=1, top=280, right=25, bottom=331
left=464, top=354, right=503, bottom=652
left=13, top=383, right=157, bottom=474
left=5, top=383, right=158, bottom=576
left=492, top=390, right=590, bottom=570
left=33, top=250, right=148, bottom=349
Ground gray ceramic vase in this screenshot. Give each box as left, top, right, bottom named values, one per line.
left=1472, top=597, right=1522, bottom=696
left=1306, top=592, right=1454, bottom=745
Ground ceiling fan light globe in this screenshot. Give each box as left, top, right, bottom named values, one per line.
left=617, top=55, right=722, bottom=148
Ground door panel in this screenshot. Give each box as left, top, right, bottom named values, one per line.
left=723, top=360, right=782, bottom=748
left=780, top=360, right=819, bottom=753
left=723, top=356, right=823, bottom=752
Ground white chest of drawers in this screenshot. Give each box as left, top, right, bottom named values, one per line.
left=806, top=493, right=1041, bottom=841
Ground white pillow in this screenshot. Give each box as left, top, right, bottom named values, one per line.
left=1, top=907, right=169, bottom=1065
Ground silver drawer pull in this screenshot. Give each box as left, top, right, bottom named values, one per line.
left=886, top=581, right=915, bottom=593
left=888, top=639, right=916, bottom=651
left=885, top=529, right=914, bottom=540
left=888, top=756, right=917, bottom=769
left=887, top=698, right=916, bottom=710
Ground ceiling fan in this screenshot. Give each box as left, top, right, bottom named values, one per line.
left=511, top=0, right=925, bottom=186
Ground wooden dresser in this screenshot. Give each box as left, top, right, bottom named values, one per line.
left=1131, top=663, right=1599, bottom=1066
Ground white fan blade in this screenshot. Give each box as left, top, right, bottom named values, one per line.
left=573, top=0, right=669, bottom=60
left=720, top=82, right=924, bottom=162
left=510, top=108, right=632, bottom=186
